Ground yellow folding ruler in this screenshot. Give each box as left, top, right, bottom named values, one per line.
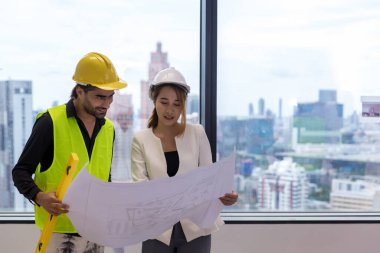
left=35, top=153, right=79, bottom=253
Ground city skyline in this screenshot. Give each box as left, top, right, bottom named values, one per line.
left=3, top=0, right=380, bottom=213
left=2, top=78, right=380, bottom=211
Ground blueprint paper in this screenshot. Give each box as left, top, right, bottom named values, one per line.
left=63, top=153, right=235, bottom=248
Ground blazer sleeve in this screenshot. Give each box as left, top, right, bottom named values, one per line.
left=197, top=124, right=213, bottom=167
left=131, top=135, right=149, bottom=182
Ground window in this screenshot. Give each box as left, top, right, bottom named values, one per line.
left=3, top=0, right=380, bottom=221
left=0, top=0, right=199, bottom=212
left=218, top=0, right=380, bottom=215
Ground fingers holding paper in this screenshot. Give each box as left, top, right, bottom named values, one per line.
left=219, top=191, right=238, bottom=206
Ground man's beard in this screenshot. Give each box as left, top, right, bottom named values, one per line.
left=83, top=100, right=106, bottom=119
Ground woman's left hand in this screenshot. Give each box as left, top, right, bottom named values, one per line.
left=219, top=191, right=238, bottom=206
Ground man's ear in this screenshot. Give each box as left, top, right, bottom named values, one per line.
left=76, top=86, right=83, bottom=97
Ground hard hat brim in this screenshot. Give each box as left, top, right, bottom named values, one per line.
left=152, top=81, right=190, bottom=94
left=149, top=82, right=190, bottom=100
left=90, top=80, right=128, bottom=90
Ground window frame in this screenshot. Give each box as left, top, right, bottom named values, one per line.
left=2, top=0, right=380, bottom=223
left=200, top=0, right=380, bottom=222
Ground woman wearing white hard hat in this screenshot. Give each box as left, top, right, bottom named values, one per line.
left=131, top=67, right=238, bottom=253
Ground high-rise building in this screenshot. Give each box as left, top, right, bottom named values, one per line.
left=217, top=116, right=274, bottom=159
left=233, top=173, right=258, bottom=210
left=140, top=42, right=170, bottom=127
left=256, top=158, right=308, bottom=210
left=0, top=82, right=8, bottom=209
left=217, top=116, right=246, bottom=159
left=330, top=178, right=380, bottom=210
left=107, top=91, right=134, bottom=182
left=246, top=117, right=274, bottom=155
left=0, top=80, right=33, bottom=210
left=187, top=94, right=199, bottom=115
left=319, top=89, right=337, bottom=103
left=248, top=103, right=254, bottom=116
left=258, top=98, right=265, bottom=116
left=293, top=89, right=343, bottom=144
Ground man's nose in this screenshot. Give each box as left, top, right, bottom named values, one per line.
left=100, top=99, right=111, bottom=109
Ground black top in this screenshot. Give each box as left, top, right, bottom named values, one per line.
left=165, top=151, right=179, bottom=177
left=12, top=99, right=112, bottom=203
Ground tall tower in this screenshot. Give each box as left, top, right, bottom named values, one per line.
left=258, top=98, right=265, bottom=116
left=140, top=42, right=170, bottom=127
left=107, top=91, right=134, bottom=182
left=187, top=94, right=200, bottom=115
left=0, top=80, right=33, bottom=210
left=248, top=102, right=254, bottom=116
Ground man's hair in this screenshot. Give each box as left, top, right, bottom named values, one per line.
left=70, top=84, right=97, bottom=99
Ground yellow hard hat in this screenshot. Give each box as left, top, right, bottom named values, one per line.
left=72, top=52, right=128, bottom=90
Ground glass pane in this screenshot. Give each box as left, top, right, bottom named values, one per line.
left=218, top=0, right=380, bottom=212
left=0, top=0, right=199, bottom=212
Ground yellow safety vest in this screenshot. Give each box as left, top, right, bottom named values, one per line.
left=34, top=104, right=114, bottom=233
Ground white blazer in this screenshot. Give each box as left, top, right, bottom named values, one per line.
left=131, top=124, right=224, bottom=245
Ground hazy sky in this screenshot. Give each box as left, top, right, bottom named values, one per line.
left=1, top=0, right=380, bottom=117
left=0, top=0, right=200, bottom=110
left=218, top=0, right=380, bottom=117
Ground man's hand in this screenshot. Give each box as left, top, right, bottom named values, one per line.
left=219, top=191, right=238, bottom=206
left=35, top=191, right=69, bottom=216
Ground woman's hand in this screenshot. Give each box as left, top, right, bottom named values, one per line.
left=219, top=191, right=238, bottom=206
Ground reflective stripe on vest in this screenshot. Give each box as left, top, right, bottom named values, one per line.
left=34, top=104, right=114, bottom=233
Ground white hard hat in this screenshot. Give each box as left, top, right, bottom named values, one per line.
left=149, top=67, right=190, bottom=100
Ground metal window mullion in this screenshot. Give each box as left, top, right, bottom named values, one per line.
left=200, top=0, right=218, bottom=162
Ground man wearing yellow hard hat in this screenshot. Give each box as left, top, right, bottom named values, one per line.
left=12, top=52, right=127, bottom=252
